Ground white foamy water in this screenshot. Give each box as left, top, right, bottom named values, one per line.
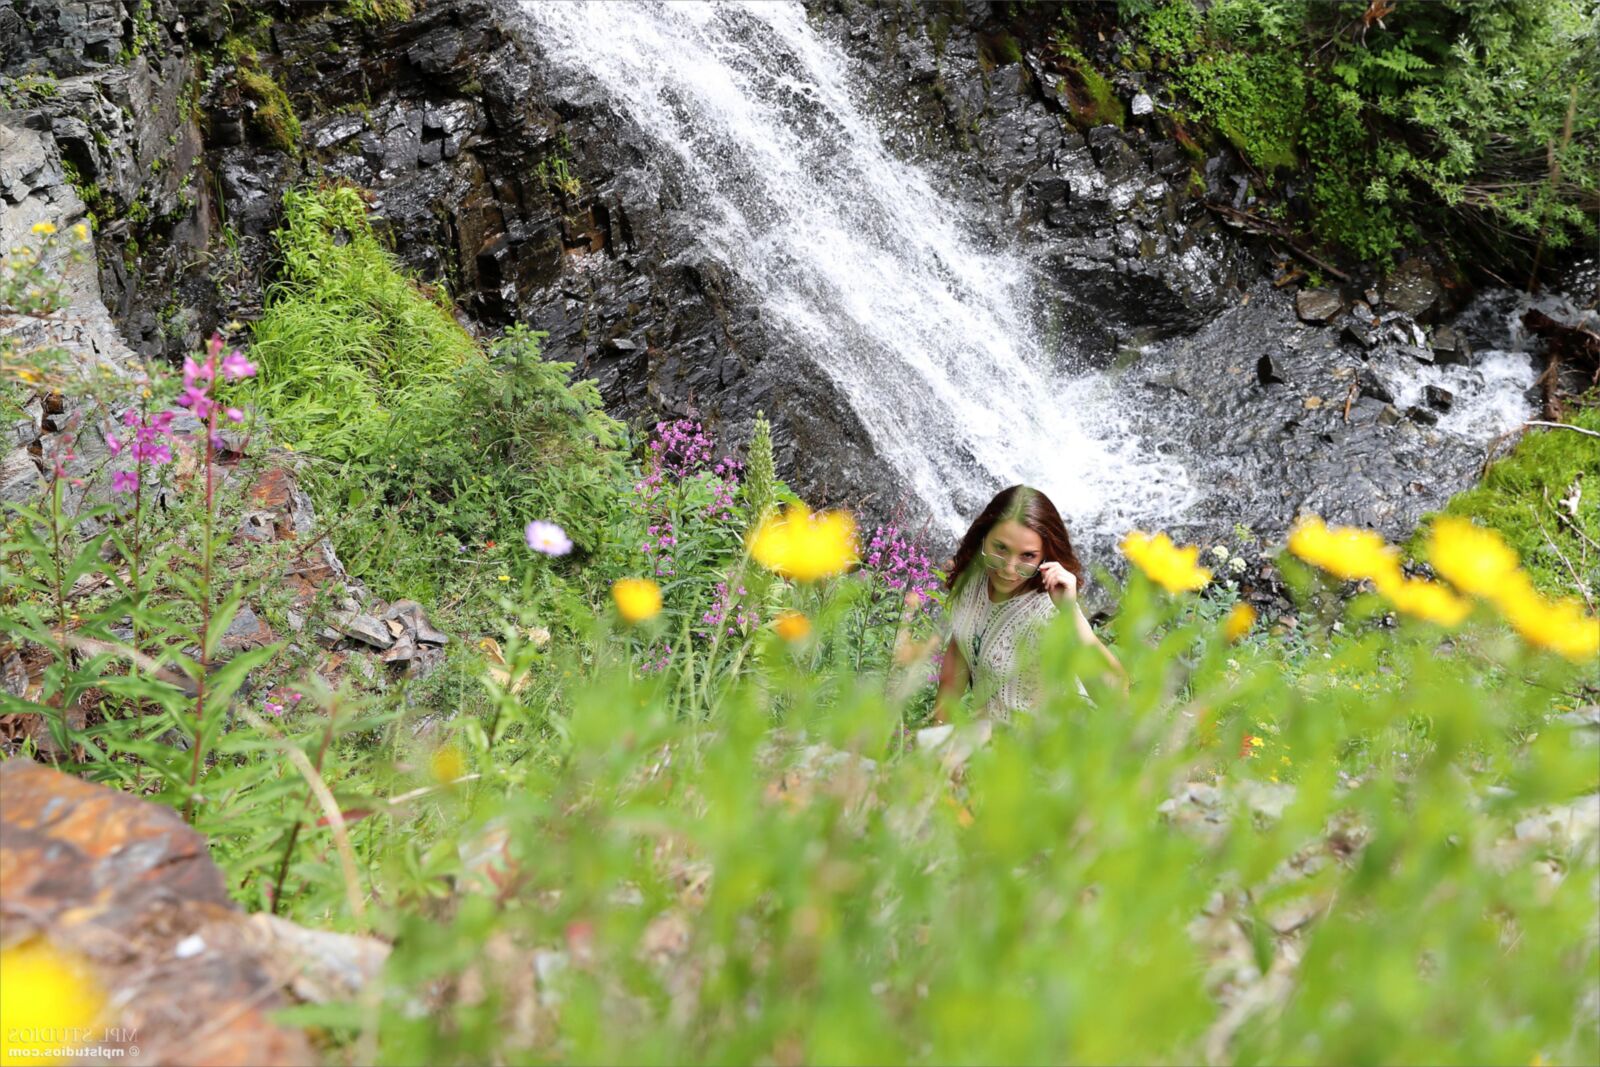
left=513, top=0, right=1194, bottom=538
left=1391, top=350, right=1537, bottom=437
left=1392, top=290, right=1576, bottom=438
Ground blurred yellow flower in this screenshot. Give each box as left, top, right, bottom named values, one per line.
left=1374, top=572, right=1471, bottom=627
left=29, top=221, right=56, bottom=236
left=429, top=744, right=466, bottom=784
left=749, top=503, right=857, bottom=582
left=496, top=574, right=510, bottom=582
left=0, top=939, right=105, bottom=1066
left=1494, top=573, right=1600, bottom=663
left=1120, top=531, right=1211, bottom=593
left=1287, top=516, right=1400, bottom=583
left=612, top=577, right=662, bottom=623
left=71, top=222, right=90, bottom=242
left=1427, top=516, right=1521, bottom=599
left=774, top=610, right=812, bottom=642
left=1222, top=602, right=1256, bottom=642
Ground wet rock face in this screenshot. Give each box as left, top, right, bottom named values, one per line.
left=1125, top=284, right=1492, bottom=542
left=3, top=1, right=1545, bottom=548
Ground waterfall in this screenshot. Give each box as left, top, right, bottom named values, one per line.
left=513, top=0, right=1195, bottom=541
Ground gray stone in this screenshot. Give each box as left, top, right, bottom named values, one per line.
left=331, top=611, right=395, bottom=650
left=1, top=448, right=43, bottom=505
left=1295, top=288, right=1341, bottom=323
left=1358, top=368, right=1395, bottom=403
left=1342, top=313, right=1381, bottom=349
left=1423, top=385, right=1454, bottom=412
left=9, top=396, right=42, bottom=448
left=1430, top=325, right=1473, bottom=365
left=1130, top=92, right=1153, bottom=116
left=1381, top=258, right=1444, bottom=321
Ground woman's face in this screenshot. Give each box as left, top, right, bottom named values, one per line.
left=983, top=520, right=1044, bottom=594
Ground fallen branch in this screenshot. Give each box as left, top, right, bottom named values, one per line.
left=1524, top=420, right=1600, bottom=440
left=1205, top=203, right=1352, bottom=282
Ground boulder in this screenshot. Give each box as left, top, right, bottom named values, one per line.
left=1295, top=288, right=1342, bottom=323
left=0, top=761, right=322, bottom=1066
left=1381, top=258, right=1445, bottom=321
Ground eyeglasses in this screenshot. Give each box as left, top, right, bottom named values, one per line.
left=981, top=550, right=1038, bottom=579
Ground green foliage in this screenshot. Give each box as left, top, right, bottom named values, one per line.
left=1121, top=0, right=1599, bottom=267
left=308, top=561, right=1594, bottom=1064
left=1177, top=49, right=1303, bottom=171
left=1421, top=407, right=1600, bottom=600
left=0, top=73, right=60, bottom=109
left=743, top=410, right=777, bottom=528
left=246, top=185, right=626, bottom=619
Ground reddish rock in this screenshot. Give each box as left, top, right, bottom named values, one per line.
left=0, top=761, right=318, bottom=1066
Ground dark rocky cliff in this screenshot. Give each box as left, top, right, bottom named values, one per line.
left=1, top=0, right=1570, bottom=549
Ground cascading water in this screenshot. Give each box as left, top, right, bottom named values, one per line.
left=513, top=0, right=1196, bottom=541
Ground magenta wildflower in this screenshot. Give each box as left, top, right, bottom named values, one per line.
left=264, top=700, right=284, bottom=716
left=220, top=350, right=257, bottom=380
left=225, top=407, right=245, bottom=423
left=111, top=469, right=138, bottom=494
left=524, top=520, right=574, bottom=556
left=106, top=432, right=123, bottom=456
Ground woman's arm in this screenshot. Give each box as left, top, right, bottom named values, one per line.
left=932, top=637, right=970, bottom=724
left=1066, top=598, right=1128, bottom=691
left=1040, top=563, right=1128, bottom=692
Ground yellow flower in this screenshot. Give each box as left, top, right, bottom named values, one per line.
left=1426, top=516, right=1521, bottom=599
left=1222, top=602, right=1256, bottom=642
left=0, top=939, right=105, bottom=1066
left=1495, top=573, right=1600, bottom=663
left=71, top=222, right=90, bottom=242
left=749, top=503, right=857, bottom=582
left=1286, top=516, right=1400, bottom=583
left=29, top=221, right=56, bottom=236
left=1119, top=531, right=1212, bottom=593
left=429, top=744, right=466, bottom=785
left=774, top=610, right=812, bottom=642
left=496, top=574, right=510, bottom=582
left=1374, top=571, right=1471, bottom=627
left=612, top=577, right=663, bottom=623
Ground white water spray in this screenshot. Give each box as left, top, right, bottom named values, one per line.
left=514, top=0, right=1195, bottom=539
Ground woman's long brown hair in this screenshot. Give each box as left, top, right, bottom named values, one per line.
left=946, top=485, right=1084, bottom=596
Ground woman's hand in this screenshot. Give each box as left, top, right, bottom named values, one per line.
left=1039, top=561, right=1078, bottom=604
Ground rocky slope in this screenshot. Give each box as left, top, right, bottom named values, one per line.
left=1, top=0, right=1579, bottom=554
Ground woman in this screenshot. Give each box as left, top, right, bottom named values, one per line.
left=932, top=485, right=1123, bottom=725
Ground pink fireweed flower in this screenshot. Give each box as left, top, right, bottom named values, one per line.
left=182, top=356, right=214, bottom=386
left=225, top=407, right=245, bottom=423
left=264, top=701, right=284, bottom=716
left=177, top=385, right=214, bottom=419
left=111, top=470, right=138, bottom=494
left=220, top=350, right=256, bottom=380
left=105, top=432, right=123, bottom=456
left=132, top=440, right=172, bottom=466
left=524, top=520, right=573, bottom=556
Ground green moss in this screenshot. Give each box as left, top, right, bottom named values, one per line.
left=238, top=67, right=301, bottom=153
left=1414, top=406, right=1600, bottom=598
left=1052, top=40, right=1126, bottom=128
left=343, top=0, right=415, bottom=22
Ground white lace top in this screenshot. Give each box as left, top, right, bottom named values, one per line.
left=946, top=570, right=1059, bottom=721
